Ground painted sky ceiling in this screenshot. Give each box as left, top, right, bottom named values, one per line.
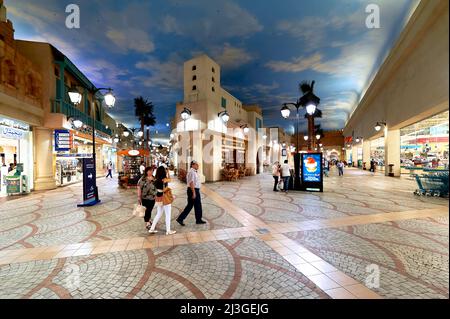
left=8, top=0, right=419, bottom=143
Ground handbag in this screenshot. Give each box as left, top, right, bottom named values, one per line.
left=162, top=187, right=174, bottom=206
left=133, top=203, right=146, bottom=217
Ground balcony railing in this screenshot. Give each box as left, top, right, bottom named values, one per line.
left=51, top=100, right=112, bottom=136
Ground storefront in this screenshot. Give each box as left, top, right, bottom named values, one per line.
left=0, top=116, right=33, bottom=196
left=221, top=136, right=247, bottom=169
left=400, top=111, right=449, bottom=170
left=54, top=130, right=115, bottom=186
left=370, top=137, right=385, bottom=171
left=117, top=149, right=149, bottom=188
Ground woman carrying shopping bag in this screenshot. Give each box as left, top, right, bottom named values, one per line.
left=137, top=166, right=157, bottom=230
left=149, top=166, right=176, bottom=236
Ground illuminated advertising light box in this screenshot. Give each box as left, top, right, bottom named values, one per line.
left=301, top=153, right=323, bottom=192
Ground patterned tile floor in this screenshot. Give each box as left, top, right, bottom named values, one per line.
left=0, top=168, right=448, bottom=299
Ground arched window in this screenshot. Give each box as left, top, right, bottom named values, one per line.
left=192, top=75, right=197, bottom=81
left=212, top=87, right=215, bottom=92
left=192, top=85, right=197, bottom=91
left=192, top=65, right=197, bottom=71
left=212, top=77, right=215, bottom=83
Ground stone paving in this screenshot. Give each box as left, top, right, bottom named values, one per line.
left=286, top=217, right=449, bottom=299
left=0, top=168, right=448, bottom=299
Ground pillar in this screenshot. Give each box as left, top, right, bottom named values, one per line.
left=192, top=130, right=205, bottom=183
left=385, top=129, right=401, bottom=177
left=34, top=127, right=56, bottom=190
left=352, top=146, right=358, bottom=167
left=362, top=140, right=371, bottom=170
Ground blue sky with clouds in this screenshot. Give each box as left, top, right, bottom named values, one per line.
left=7, top=0, right=419, bottom=140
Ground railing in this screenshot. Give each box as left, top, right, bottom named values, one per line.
left=51, top=100, right=112, bottom=136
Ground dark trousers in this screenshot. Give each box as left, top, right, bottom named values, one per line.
left=178, top=188, right=203, bottom=222
left=142, top=199, right=155, bottom=223
left=282, top=176, right=290, bottom=191
left=273, top=176, right=279, bottom=191
left=106, top=169, right=113, bottom=178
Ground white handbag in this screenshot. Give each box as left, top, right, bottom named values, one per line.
left=133, top=204, right=146, bottom=218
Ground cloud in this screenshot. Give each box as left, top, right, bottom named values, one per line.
left=212, top=44, right=253, bottom=69
left=266, top=53, right=323, bottom=73
left=135, top=55, right=184, bottom=89
left=106, top=28, right=155, bottom=54
left=276, top=12, right=363, bottom=50
left=159, top=1, right=263, bottom=41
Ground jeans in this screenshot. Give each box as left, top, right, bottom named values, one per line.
left=150, top=204, right=172, bottom=233
left=273, top=176, right=279, bottom=191
left=106, top=169, right=113, bottom=178
left=141, top=199, right=155, bottom=223
left=178, top=188, right=203, bottom=222
left=339, top=168, right=344, bottom=176
left=283, top=176, right=290, bottom=191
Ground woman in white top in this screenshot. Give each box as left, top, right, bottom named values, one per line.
left=148, top=166, right=176, bottom=235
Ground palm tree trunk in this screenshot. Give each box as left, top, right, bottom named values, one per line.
left=307, top=115, right=314, bottom=151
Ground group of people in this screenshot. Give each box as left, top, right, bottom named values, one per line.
left=272, top=160, right=292, bottom=193
left=137, top=160, right=206, bottom=236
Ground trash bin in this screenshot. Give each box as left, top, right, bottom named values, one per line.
left=388, top=164, right=395, bottom=177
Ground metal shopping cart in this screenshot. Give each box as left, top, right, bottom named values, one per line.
left=413, top=172, right=449, bottom=197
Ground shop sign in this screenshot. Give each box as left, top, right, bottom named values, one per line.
left=0, top=126, right=25, bottom=140
left=0, top=117, right=29, bottom=131
left=55, top=130, right=73, bottom=151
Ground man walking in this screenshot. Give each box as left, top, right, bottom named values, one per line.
left=281, top=160, right=291, bottom=193
left=177, top=161, right=206, bottom=226
left=337, top=161, right=344, bottom=176
left=106, top=161, right=113, bottom=178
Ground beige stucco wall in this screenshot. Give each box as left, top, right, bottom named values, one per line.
left=344, top=0, right=449, bottom=139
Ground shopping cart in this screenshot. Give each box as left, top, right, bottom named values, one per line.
left=413, top=172, right=449, bottom=197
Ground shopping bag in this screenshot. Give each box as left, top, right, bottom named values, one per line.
left=133, top=204, right=146, bottom=218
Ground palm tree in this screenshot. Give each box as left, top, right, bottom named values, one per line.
left=134, top=97, right=156, bottom=149
left=299, top=81, right=321, bottom=150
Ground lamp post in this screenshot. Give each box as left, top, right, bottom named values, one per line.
left=69, top=87, right=115, bottom=206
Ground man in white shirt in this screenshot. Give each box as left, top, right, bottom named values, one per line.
left=280, top=160, right=291, bottom=193
left=139, top=162, right=146, bottom=176
left=176, top=160, right=206, bottom=226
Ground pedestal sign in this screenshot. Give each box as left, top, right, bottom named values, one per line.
left=301, top=153, right=323, bottom=192
left=77, top=158, right=100, bottom=207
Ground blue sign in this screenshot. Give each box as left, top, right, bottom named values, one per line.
left=302, top=154, right=322, bottom=182
left=300, top=153, right=323, bottom=192
left=82, top=158, right=96, bottom=202
left=55, top=130, right=72, bottom=151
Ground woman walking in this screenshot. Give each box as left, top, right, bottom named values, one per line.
left=137, top=167, right=157, bottom=230
left=149, top=166, right=177, bottom=235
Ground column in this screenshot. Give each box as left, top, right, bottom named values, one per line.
left=34, top=127, right=57, bottom=190
left=192, top=130, right=205, bottom=183
left=352, top=146, right=358, bottom=168
left=362, top=140, right=371, bottom=170
left=385, top=129, right=401, bottom=177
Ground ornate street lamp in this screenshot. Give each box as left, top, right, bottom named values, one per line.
left=375, top=122, right=386, bottom=132
left=218, top=111, right=230, bottom=123
left=123, top=131, right=130, bottom=137
left=181, top=107, right=192, bottom=121
left=68, top=87, right=82, bottom=105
